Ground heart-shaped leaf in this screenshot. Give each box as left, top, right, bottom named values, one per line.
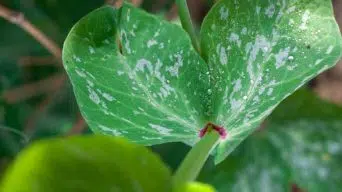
left=0, top=136, right=172, bottom=192
left=201, top=0, right=342, bottom=162
left=62, top=5, right=210, bottom=146
left=199, top=89, right=342, bottom=191
left=63, top=2, right=342, bottom=163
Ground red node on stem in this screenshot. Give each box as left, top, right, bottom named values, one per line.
left=199, top=122, right=227, bottom=139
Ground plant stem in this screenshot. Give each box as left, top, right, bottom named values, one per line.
left=173, top=130, right=220, bottom=186
left=175, top=0, right=200, bottom=53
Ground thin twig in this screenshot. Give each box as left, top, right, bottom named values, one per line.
left=2, top=74, right=66, bottom=104
left=0, top=125, right=30, bottom=144
left=66, top=114, right=87, bottom=136
left=23, top=83, right=64, bottom=135
left=18, top=56, right=58, bottom=67
left=0, top=4, right=62, bottom=60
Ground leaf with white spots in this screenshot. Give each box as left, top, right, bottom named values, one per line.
left=201, top=0, right=342, bottom=163
left=63, top=2, right=342, bottom=163
left=63, top=5, right=210, bottom=146
left=0, top=136, right=172, bottom=192
left=200, top=89, right=342, bottom=192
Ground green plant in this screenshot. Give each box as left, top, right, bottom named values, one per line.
left=1, top=0, right=342, bottom=191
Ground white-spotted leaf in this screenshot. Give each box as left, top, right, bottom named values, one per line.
left=201, top=0, right=342, bottom=163
left=63, top=1, right=342, bottom=163
left=63, top=5, right=211, bottom=146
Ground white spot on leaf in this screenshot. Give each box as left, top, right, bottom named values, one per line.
left=326, top=46, right=334, bottom=54
left=217, top=44, right=228, bottom=65
left=147, top=39, right=158, bottom=48
left=229, top=33, right=241, bottom=47
left=299, top=10, right=310, bottom=30
left=88, top=88, right=100, bottom=104
left=88, top=46, right=95, bottom=54
left=166, top=53, right=183, bottom=77
left=75, top=69, right=86, bottom=77
left=102, top=93, right=115, bottom=101
left=135, top=59, right=153, bottom=73
left=265, top=4, right=275, bottom=18
left=275, top=47, right=290, bottom=69
left=219, top=6, right=229, bottom=20
left=256, top=6, right=261, bottom=15
left=149, top=123, right=172, bottom=135
left=98, top=125, right=121, bottom=136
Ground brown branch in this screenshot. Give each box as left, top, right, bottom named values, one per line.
left=2, top=74, right=66, bottom=104
left=24, top=81, right=65, bottom=135
left=0, top=4, right=62, bottom=60
left=66, top=114, right=87, bottom=136
left=18, top=56, right=58, bottom=67
left=166, top=4, right=178, bottom=21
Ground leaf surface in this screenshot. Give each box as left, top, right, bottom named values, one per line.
left=0, top=136, right=172, bottom=192
left=201, top=0, right=342, bottom=162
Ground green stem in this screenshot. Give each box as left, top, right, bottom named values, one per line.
left=175, top=0, right=200, bottom=53
left=173, top=130, right=220, bottom=186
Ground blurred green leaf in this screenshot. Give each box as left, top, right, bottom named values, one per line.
left=270, top=89, right=342, bottom=121
left=0, top=135, right=172, bottom=192
left=199, top=89, right=342, bottom=191
left=180, top=182, right=216, bottom=192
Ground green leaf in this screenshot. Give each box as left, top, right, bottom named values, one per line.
left=62, top=5, right=210, bottom=146
left=199, top=89, right=342, bottom=191
left=63, top=1, right=342, bottom=163
left=200, top=0, right=342, bottom=163
left=0, top=135, right=172, bottom=192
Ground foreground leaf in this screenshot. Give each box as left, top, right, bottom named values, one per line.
left=181, top=182, right=216, bottom=192
left=62, top=5, right=210, bottom=146
left=201, top=0, right=342, bottom=163
left=200, top=89, right=342, bottom=191
left=0, top=136, right=171, bottom=192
